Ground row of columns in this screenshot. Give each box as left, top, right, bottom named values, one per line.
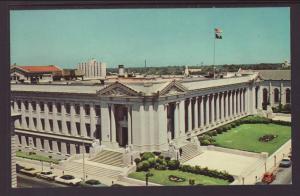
left=171, top=88, right=250, bottom=138
left=11, top=100, right=100, bottom=139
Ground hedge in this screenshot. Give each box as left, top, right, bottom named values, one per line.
left=179, top=165, right=234, bottom=182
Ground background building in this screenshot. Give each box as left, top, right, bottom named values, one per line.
left=77, top=59, right=107, bottom=79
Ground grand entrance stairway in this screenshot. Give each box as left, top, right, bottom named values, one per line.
left=64, top=160, right=122, bottom=179
left=89, top=150, right=126, bottom=167
left=179, top=143, right=202, bottom=163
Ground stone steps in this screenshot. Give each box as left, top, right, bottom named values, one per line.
left=89, top=150, right=125, bottom=167
left=64, top=161, right=121, bottom=179
left=180, top=143, right=202, bottom=163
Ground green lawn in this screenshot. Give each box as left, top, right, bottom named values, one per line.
left=16, top=151, right=60, bottom=164
left=213, top=123, right=291, bottom=155
left=128, top=169, right=230, bottom=186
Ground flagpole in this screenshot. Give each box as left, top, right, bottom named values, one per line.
left=213, top=31, right=216, bottom=79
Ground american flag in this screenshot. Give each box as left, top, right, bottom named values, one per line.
left=215, top=28, right=223, bottom=39
left=215, top=28, right=222, bottom=33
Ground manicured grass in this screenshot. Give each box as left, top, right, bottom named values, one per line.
left=213, top=123, right=291, bottom=155
left=16, top=151, right=60, bottom=164
left=128, top=169, right=230, bottom=186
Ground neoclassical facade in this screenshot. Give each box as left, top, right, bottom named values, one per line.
left=11, top=72, right=283, bottom=155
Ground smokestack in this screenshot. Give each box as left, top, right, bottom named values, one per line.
left=118, top=65, right=125, bottom=77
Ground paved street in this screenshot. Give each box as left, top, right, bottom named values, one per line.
left=17, top=173, right=70, bottom=188
left=271, top=166, right=292, bottom=185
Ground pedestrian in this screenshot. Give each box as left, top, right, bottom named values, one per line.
left=179, top=147, right=183, bottom=156
left=62, top=170, right=64, bottom=175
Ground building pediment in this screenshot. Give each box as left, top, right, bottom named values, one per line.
left=158, top=80, right=187, bottom=96
left=97, top=81, right=140, bottom=97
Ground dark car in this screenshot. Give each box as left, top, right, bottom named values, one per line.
left=80, top=179, right=107, bottom=187
left=279, top=158, right=292, bottom=168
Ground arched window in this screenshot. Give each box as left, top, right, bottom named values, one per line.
left=286, top=88, right=291, bottom=104
left=274, top=88, right=279, bottom=103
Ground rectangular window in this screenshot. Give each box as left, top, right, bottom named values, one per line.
left=95, top=105, right=100, bottom=116
left=95, top=125, right=101, bottom=139
left=25, top=136, right=29, bottom=146
left=58, top=121, right=62, bottom=133
left=48, top=102, right=53, bottom=112
left=41, top=119, right=45, bottom=130
left=40, top=102, right=44, bottom=111
left=76, top=122, right=81, bottom=135
left=66, top=121, right=71, bottom=134
left=65, top=103, right=71, bottom=114
left=75, top=104, right=80, bottom=115
left=56, top=103, right=61, bottom=113
left=31, top=101, right=36, bottom=111
left=49, top=140, right=53, bottom=151
left=57, top=141, right=61, bottom=153
left=24, top=101, right=29, bottom=110
left=25, top=117, right=29, bottom=127
left=17, top=100, right=21, bottom=109
left=49, top=119, right=53, bottom=131
left=85, top=104, right=90, bottom=115
left=85, top=123, right=91, bottom=137
left=33, top=118, right=37, bottom=128
left=32, top=137, right=37, bottom=147
left=41, top=138, right=44, bottom=149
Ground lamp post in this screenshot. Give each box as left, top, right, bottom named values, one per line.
left=76, top=136, right=86, bottom=182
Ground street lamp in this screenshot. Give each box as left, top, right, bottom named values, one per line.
left=40, top=160, right=44, bottom=172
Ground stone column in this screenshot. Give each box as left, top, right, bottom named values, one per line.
left=100, top=103, right=110, bottom=145
left=70, top=103, right=78, bottom=136
left=70, top=143, right=76, bottom=154
left=188, top=98, right=192, bottom=132
left=44, top=139, right=50, bottom=152
left=174, top=102, right=180, bottom=138
left=44, top=102, right=51, bottom=132
left=36, top=102, right=43, bottom=131
left=127, top=105, right=132, bottom=145
left=241, top=89, right=244, bottom=114
left=211, top=94, right=215, bottom=124
left=258, top=86, right=263, bottom=110
left=200, top=96, right=204, bottom=127
left=61, top=103, right=69, bottom=134
left=80, top=103, right=87, bottom=137
left=28, top=101, right=35, bottom=130
left=245, top=88, right=249, bottom=114
left=269, top=82, right=273, bottom=106
left=237, top=90, right=240, bottom=115
left=52, top=140, right=59, bottom=153
left=61, top=142, right=67, bottom=155
left=194, top=98, right=199, bottom=129
left=216, top=93, right=220, bottom=123
left=148, top=104, right=155, bottom=146
left=220, top=92, right=224, bottom=122
left=36, top=138, right=42, bottom=150
left=110, top=104, right=117, bottom=144
left=225, top=92, right=229, bottom=120
left=179, top=100, right=185, bottom=136
left=52, top=102, right=59, bottom=133
left=90, top=103, right=96, bottom=138
left=20, top=101, right=27, bottom=129
left=205, top=95, right=210, bottom=126
left=232, top=90, right=236, bottom=117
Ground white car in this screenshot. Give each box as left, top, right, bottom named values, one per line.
left=19, top=167, right=39, bottom=176
left=36, top=171, right=56, bottom=181
left=54, top=175, right=82, bottom=186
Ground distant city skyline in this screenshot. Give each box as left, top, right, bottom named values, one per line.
left=10, top=7, right=290, bottom=68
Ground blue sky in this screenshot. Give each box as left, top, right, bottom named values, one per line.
left=10, top=7, right=290, bottom=68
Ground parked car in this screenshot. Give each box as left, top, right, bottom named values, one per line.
left=262, top=172, right=276, bottom=184
left=279, top=157, right=292, bottom=168
left=19, top=167, right=39, bottom=177
left=36, top=171, right=56, bottom=181
left=80, top=179, right=107, bottom=187
left=54, top=175, right=82, bottom=186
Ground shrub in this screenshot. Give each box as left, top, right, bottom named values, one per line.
left=137, top=160, right=150, bottom=172
left=216, top=127, right=223, bottom=134
left=201, top=140, right=211, bottom=146
left=189, top=179, right=195, bottom=185
left=231, top=123, right=236, bottom=128
left=141, top=152, right=155, bottom=161
left=156, top=158, right=164, bottom=165
left=155, top=163, right=167, bottom=170
left=211, top=130, right=218, bottom=136
left=134, top=158, right=141, bottom=165
left=148, top=157, right=156, bottom=168
left=167, top=160, right=180, bottom=170
left=158, top=155, right=164, bottom=160
left=164, top=157, right=171, bottom=162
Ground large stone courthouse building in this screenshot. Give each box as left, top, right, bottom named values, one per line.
left=11, top=70, right=291, bottom=156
